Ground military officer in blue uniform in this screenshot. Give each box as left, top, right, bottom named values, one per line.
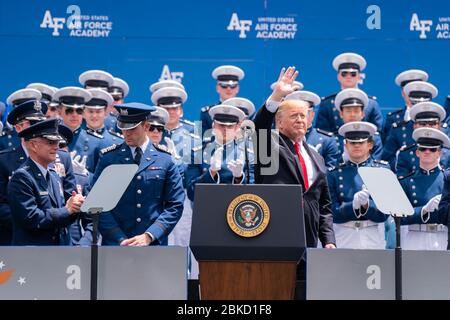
left=7, top=119, right=85, bottom=245
left=106, top=77, right=129, bottom=133
left=397, top=128, right=450, bottom=250
left=333, top=88, right=383, bottom=161
left=327, top=121, right=389, bottom=249
left=147, top=107, right=169, bottom=145
left=75, top=88, right=123, bottom=173
left=382, top=81, right=439, bottom=166
left=0, top=88, right=42, bottom=150
left=0, top=100, right=77, bottom=245
left=151, top=86, right=199, bottom=165
left=393, top=101, right=446, bottom=176
left=284, top=90, right=339, bottom=168
left=186, top=105, right=253, bottom=202
left=91, top=102, right=184, bottom=246
left=200, top=65, right=244, bottom=136
left=315, top=53, right=383, bottom=133
left=382, top=69, right=429, bottom=141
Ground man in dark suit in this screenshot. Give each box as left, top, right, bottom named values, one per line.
left=254, top=67, right=336, bottom=284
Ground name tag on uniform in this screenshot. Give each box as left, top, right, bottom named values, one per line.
left=39, top=191, right=49, bottom=196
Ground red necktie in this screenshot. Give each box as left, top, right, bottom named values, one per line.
left=294, top=142, right=309, bottom=190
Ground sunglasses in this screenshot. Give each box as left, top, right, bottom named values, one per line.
left=347, top=141, right=367, bottom=145
left=418, top=147, right=440, bottom=152
left=340, top=71, right=358, bottom=77
left=64, top=108, right=84, bottom=115
left=219, top=83, right=238, bottom=89
left=149, top=125, right=164, bottom=132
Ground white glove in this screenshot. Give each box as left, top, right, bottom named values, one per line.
left=227, top=159, right=244, bottom=178
left=353, top=188, right=370, bottom=210
left=422, top=194, right=441, bottom=214
left=70, top=150, right=77, bottom=161
left=164, top=137, right=179, bottom=158
left=72, top=154, right=88, bottom=176
left=209, top=147, right=223, bottom=172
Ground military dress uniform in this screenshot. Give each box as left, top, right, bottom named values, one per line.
left=327, top=122, right=389, bottom=249
left=91, top=103, right=184, bottom=245
left=382, top=69, right=429, bottom=141
left=315, top=53, right=383, bottom=132
left=7, top=119, right=76, bottom=245
left=395, top=127, right=450, bottom=250
left=306, top=128, right=339, bottom=168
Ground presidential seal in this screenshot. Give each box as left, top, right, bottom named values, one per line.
left=226, top=193, right=270, bottom=238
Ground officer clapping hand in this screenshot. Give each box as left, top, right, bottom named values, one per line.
left=421, top=194, right=441, bottom=216
left=352, top=186, right=370, bottom=212
left=120, top=233, right=152, bottom=246
left=70, top=151, right=89, bottom=176
left=65, top=191, right=85, bottom=215
left=227, top=159, right=244, bottom=182
left=164, top=137, right=180, bottom=159
left=209, top=146, right=224, bottom=177
left=270, top=66, right=301, bottom=102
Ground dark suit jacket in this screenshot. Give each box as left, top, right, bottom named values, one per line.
left=254, top=104, right=335, bottom=248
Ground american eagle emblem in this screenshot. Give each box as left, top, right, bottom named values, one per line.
left=239, top=204, right=259, bottom=227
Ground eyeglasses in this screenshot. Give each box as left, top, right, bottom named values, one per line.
left=219, top=83, right=238, bottom=89
left=340, top=71, right=358, bottom=77
left=64, top=108, right=84, bottom=115
left=417, top=147, right=440, bottom=152
left=149, top=125, right=164, bottom=132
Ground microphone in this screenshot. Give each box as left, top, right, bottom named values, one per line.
left=240, top=119, right=255, bottom=136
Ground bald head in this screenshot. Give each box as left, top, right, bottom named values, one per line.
left=275, top=99, right=309, bottom=142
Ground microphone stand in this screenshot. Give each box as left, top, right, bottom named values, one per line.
left=243, top=129, right=250, bottom=185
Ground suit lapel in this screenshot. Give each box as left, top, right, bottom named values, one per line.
left=279, top=133, right=304, bottom=185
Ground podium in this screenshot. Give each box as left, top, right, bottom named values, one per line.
left=190, top=184, right=305, bottom=300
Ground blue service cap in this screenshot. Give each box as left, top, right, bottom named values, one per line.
left=7, top=100, right=47, bottom=125
left=114, top=102, right=156, bottom=130
left=18, top=118, right=63, bottom=141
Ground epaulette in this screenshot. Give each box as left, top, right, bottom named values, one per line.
left=86, top=129, right=103, bottom=139
left=188, top=132, right=200, bottom=140
left=387, top=108, right=403, bottom=117
left=329, top=162, right=346, bottom=171
left=398, top=171, right=415, bottom=180
left=108, top=129, right=123, bottom=139
left=392, top=120, right=409, bottom=129
left=321, top=93, right=337, bottom=101
left=100, top=144, right=120, bottom=154
left=373, top=159, right=389, bottom=166
left=368, top=95, right=377, bottom=100
left=181, top=119, right=195, bottom=126
left=399, top=143, right=416, bottom=153
left=154, top=144, right=171, bottom=155
left=201, top=106, right=211, bottom=113
left=316, top=128, right=334, bottom=137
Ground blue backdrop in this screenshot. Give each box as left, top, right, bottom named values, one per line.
left=0, top=0, right=449, bottom=121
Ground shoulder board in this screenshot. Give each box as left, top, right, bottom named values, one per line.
left=316, top=128, right=334, bottom=137
left=373, top=159, right=389, bottom=166
left=181, top=119, right=195, bottom=126
left=192, top=145, right=203, bottom=153
left=100, top=143, right=120, bottom=154
left=189, top=133, right=200, bottom=140
left=87, top=129, right=103, bottom=139
left=368, top=95, right=377, bottom=100
left=201, top=106, right=211, bottom=113
left=154, top=144, right=171, bottom=155
left=329, top=162, right=346, bottom=171
left=321, top=93, right=337, bottom=101
left=398, top=171, right=415, bottom=180
left=108, top=129, right=123, bottom=139
left=387, top=108, right=404, bottom=116
left=399, top=143, right=416, bottom=152
left=392, top=120, right=409, bottom=129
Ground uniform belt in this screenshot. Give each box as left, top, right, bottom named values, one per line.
left=341, top=220, right=378, bottom=229
left=408, top=224, right=446, bottom=233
